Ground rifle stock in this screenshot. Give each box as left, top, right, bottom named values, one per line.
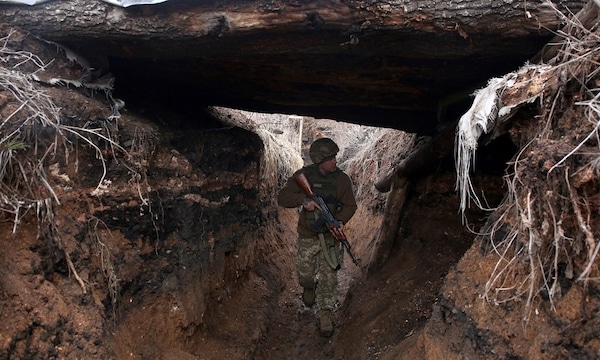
left=293, top=172, right=360, bottom=266
left=295, top=172, right=314, bottom=197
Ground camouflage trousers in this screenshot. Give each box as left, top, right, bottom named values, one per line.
left=296, top=234, right=343, bottom=311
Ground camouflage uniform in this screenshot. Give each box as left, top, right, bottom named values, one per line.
left=296, top=233, right=344, bottom=311
left=277, top=138, right=357, bottom=316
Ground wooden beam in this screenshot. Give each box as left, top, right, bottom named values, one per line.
left=367, top=177, right=410, bottom=274
left=374, top=123, right=456, bottom=192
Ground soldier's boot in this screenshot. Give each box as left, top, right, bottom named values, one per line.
left=319, top=310, right=334, bottom=338
left=302, top=287, right=315, bottom=307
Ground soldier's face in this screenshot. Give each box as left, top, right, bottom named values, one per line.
left=318, top=156, right=337, bottom=175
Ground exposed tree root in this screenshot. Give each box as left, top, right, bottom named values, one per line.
left=456, top=1, right=600, bottom=325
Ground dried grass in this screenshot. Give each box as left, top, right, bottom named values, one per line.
left=301, top=118, right=414, bottom=203
left=0, top=29, right=124, bottom=227
left=208, top=107, right=304, bottom=189
left=0, top=28, right=128, bottom=295
left=208, top=108, right=412, bottom=209
left=456, top=3, right=600, bottom=323
left=339, top=126, right=414, bottom=202
left=88, top=217, right=120, bottom=317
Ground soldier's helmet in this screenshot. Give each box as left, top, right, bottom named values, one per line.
left=309, top=138, right=339, bottom=164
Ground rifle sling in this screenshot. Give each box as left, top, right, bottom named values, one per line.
left=315, top=212, right=340, bottom=270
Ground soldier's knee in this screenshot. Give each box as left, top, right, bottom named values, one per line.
left=298, top=276, right=315, bottom=289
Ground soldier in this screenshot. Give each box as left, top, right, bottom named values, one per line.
left=277, top=137, right=357, bottom=337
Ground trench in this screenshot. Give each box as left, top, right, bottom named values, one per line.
left=98, top=58, right=517, bottom=359
left=1, top=15, right=596, bottom=359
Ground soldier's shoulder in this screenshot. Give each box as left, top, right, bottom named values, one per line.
left=297, top=164, right=317, bottom=174
left=336, top=169, right=352, bottom=181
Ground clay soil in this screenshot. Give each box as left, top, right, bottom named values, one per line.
left=0, top=168, right=487, bottom=360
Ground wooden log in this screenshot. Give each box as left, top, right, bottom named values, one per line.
left=533, top=0, right=600, bottom=63
left=367, top=177, right=409, bottom=274
left=0, top=0, right=586, bottom=134
left=374, top=123, right=456, bottom=192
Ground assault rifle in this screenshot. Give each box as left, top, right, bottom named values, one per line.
left=294, top=172, right=360, bottom=266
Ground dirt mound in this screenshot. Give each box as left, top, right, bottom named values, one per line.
left=416, top=8, right=600, bottom=358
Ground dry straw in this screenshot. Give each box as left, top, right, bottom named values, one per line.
left=0, top=29, right=126, bottom=227
left=208, top=107, right=304, bottom=189
left=209, top=108, right=412, bottom=207
left=0, top=28, right=128, bottom=294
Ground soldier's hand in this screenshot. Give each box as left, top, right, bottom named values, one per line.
left=330, top=224, right=345, bottom=241
left=303, top=198, right=318, bottom=211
